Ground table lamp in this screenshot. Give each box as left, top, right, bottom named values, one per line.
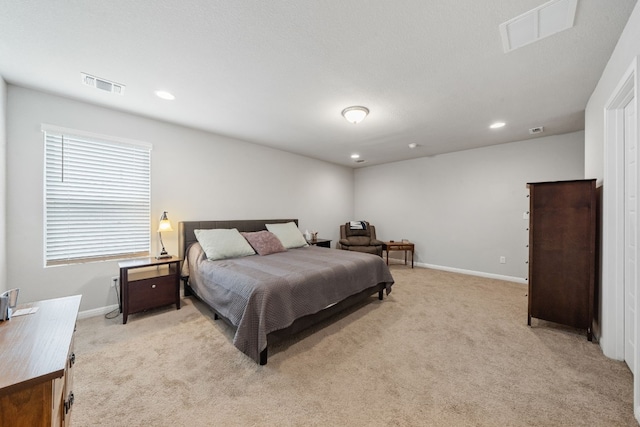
left=157, top=211, right=173, bottom=259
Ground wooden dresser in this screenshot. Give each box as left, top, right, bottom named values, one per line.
left=527, top=180, right=596, bottom=340
left=0, top=295, right=81, bottom=427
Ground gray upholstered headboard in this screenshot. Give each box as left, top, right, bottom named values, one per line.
left=178, top=219, right=298, bottom=260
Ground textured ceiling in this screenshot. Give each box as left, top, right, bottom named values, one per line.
left=0, top=0, right=637, bottom=167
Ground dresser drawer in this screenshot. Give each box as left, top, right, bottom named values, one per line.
left=128, top=275, right=177, bottom=313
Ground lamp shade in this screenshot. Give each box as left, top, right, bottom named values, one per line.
left=342, top=106, right=369, bottom=124
left=157, top=211, right=173, bottom=232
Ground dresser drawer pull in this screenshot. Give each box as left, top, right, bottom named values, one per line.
left=64, top=392, right=75, bottom=414
left=151, top=284, right=156, bottom=288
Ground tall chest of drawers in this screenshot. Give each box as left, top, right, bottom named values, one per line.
left=527, top=180, right=596, bottom=340
left=0, top=295, right=81, bottom=427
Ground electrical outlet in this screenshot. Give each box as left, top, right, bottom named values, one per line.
left=111, top=276, right=119, bottom=287
left=499, top=256, right=506, bottom=264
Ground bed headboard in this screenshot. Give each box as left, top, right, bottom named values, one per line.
left=178, top=219, right=299, bottom=260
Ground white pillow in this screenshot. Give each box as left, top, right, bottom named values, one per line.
left=194, top=228, right=255, bottom=261
left=266, top=222, right=309, bottom=249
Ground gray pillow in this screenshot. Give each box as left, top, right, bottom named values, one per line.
left=194, top=228, right=255, bottom=260
left=266, top=222, right=309, bottom=249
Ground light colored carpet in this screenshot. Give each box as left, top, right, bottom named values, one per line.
left=72, top=265, right=635, bottom=426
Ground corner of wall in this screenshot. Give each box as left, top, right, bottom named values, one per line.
left=0, top=77, right=7, bottom=293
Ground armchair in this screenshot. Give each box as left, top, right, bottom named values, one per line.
left=338, top=221, right=384, bottom=256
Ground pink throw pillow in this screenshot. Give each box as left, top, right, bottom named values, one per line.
left=241, top=231, right=287, bottom=256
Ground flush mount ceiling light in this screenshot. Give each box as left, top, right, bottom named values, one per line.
left=350, top=153, right=360, bottom=159
left=490, top=122, right=506, bottom=129
left=342, top=106, right=369, bottom=124
left=155, top=90, right=175, bottom=100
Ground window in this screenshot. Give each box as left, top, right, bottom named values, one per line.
left=43, top=125, right=151, bottom=266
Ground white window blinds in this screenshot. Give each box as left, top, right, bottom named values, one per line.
left=44, top=128, right=151, bottom=266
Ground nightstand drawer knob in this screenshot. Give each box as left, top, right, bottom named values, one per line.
left=151, top=284, right=156, bottom=288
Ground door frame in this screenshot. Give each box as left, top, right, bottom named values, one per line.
left=603, top=55, right=639, bottom=421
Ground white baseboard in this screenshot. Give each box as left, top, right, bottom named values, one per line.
left=78, top=303, right=119, bottom=319
left=419, top=262, right=527, bottom=284
left=78, top=265, right=524, bottom=319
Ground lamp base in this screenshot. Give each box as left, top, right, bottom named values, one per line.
left=156, top=253, right=172, bottom=259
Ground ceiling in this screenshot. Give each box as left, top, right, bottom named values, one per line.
left=0, top=1, right=637, bottom=168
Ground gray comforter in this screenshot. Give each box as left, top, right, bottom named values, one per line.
left=185, top=243, right=394, bottom=363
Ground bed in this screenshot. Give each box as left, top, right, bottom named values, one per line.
left=179, top=219, right=394, bottom=365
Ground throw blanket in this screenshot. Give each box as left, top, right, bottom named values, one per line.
left=186, top=243, right=394, bottom=363
left=350, top=220, right=367, bottom=230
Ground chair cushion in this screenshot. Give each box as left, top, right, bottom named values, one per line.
left=347, top=236, right=371, bottom=246
left=345, top=223, right=371, bottom=237
left=347, top=245, right=381, bottom=255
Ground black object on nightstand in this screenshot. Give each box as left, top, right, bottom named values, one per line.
left=307, top=238, right=331, bottom=248
left=118, top=257, right=182, bottom=324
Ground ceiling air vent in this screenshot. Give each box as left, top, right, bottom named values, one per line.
left=529, top=126, right=544, bottom=135
left=81, top=73, right=125, bottom=95
left=499, top=0, right=577, bottom=53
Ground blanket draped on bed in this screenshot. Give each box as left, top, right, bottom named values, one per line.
left=186, top=244, right=394, bottom=363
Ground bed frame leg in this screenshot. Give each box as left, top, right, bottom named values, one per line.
left=259, top=348, right=268, bottom=365
left=378, top=290, right=383, bottom=300
left=182, top=278, right=192, bottom=296
left=214, top=313, right=219, bottom=320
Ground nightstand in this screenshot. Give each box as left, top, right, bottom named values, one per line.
left=307, top=238, right=331, bottom=248
left=118, top=257, right=182, bottom=324
left=383, top=241, right=414, bottom=268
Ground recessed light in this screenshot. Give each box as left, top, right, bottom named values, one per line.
left=490, top=122, right=506, bottom=129
left=350, top=154, right=360, bottom=159
left=408, top=143, right=418, bottom=149
left=155, top=90, right=175, bottom=100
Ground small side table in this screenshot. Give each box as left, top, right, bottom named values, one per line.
left=383, top=241, right=414, bottom=268
left=118, top=256, right=182, bottom=324
left=307, top=238, right=331, bottom=248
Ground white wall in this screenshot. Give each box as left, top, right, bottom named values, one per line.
left=584, top=4, right=640, bottom=422
left=584, top=0, right=639, bottom=345
left=6, top=85, right=354, bottom=312
left=585, top=3, right=640, bottom=182
left=354, top=132, right=585, bottom=281
left=0, top=77, right=6, bottom=294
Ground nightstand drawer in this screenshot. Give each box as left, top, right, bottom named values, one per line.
left=128, top=275, right=176, bottom=313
